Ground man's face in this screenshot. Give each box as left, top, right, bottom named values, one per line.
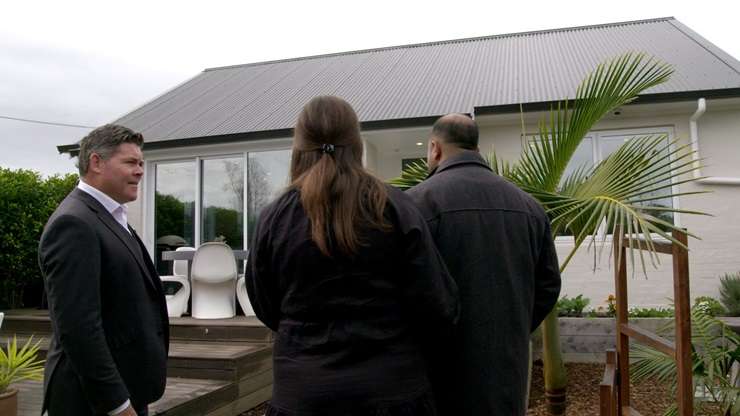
left=95, top=143, right=144, bottom=204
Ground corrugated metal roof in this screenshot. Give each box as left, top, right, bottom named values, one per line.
left=108, top=17, right=740, bottom=146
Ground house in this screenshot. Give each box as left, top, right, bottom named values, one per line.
left=59, top=17, right=740, bottom=308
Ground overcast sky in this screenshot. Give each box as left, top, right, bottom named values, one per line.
left=1, top=0, right=738, bottom=177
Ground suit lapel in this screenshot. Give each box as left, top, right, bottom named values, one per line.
left=72, top=189, right=160, bottom=294
left=129, top=226, right=165, bottom=296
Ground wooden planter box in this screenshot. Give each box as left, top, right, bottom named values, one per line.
left=532, top=317, right=674, bottom=363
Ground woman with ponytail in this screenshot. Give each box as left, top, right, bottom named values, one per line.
left=246, top=96, right=459, bottom=416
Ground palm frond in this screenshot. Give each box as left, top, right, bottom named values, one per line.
left=528, top=135, right=709, bottom=271
left=487, top=148, right=515, bottom=178
left=388, top=160, right=429, bottom=190
left=513, top=53, right=674, bottom=193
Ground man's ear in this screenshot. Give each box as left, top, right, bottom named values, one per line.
left=430, top=139, right=442, bottom=163
left=88, top=153, right=104, bottom=174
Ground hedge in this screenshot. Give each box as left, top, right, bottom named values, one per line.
left=0, top=168, right=78, bottom=308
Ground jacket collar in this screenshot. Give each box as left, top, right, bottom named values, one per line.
left=429, top=150, right=492, bottom=177
left=70, top=188, right=161, bottom=295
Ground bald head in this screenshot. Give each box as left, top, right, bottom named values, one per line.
left=426, top=113, right=480, bottom=172
left=431, top=113, right=479, bottom=150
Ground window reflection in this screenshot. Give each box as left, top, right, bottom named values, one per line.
left=562, top=137, right=593, bottom=183
left=247, top=149, right=291, bottom=244
left=202, top=157, right=244, bottom=249
left=600, top=134, right=674, bottom=228
left=154, top=161, right=195, bottom=274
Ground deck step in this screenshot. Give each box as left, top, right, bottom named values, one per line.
left=14, top=376, right=262, bottom=416
left=0, top=310, right=273, bottom=342
left=0, top=334, right=272, bottom=382
left=1, top=310, right=274, bottom=415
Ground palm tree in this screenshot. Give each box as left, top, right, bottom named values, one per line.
left=390, top=52, right=707, bottom=414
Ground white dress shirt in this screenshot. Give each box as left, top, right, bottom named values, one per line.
left=77, top=181, right=131, bottom=235
left=76, top=180, right=132, bottom=415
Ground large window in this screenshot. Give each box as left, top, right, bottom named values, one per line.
left=154, top=161, right=196, bottom=274
left=152, top=149, right=292, bottom=262
left=597, top=130, right=674, bottom=228
left=529, top=128, right=674, bottom=238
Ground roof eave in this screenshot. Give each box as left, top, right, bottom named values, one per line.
left=58, top=88, right=740, bottom=155
left=473, top=87, right=740, bottom=115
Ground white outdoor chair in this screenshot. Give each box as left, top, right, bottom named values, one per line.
left=191, top=242, right=237, bottom=319
left=160, top=246, right=194, bottom=318
left=0, top=312, right=4, bottom=330
left=236, top=262, right=255, bottom=316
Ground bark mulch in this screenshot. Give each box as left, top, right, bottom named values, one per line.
left=527, top=361, right=722, bottom=416
left=242, top=362, right=723, bottom=415
left=241, top=402, right=268, bottom=416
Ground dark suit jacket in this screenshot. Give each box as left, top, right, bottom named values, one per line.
left=407, top=151, right=561, bottom=416
left=38, top=188, right=169, bottom=415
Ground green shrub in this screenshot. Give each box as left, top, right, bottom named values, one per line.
left=556, top=294, right=590, bottom=317
left=693, top=295, right=726, bottom=317
left=627, top=307, right=674, bottom=318
left=720, top=272, right=740, bottom=317
left=0, top=168, right=78, bottom=308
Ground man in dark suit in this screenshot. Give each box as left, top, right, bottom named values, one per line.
left=39, top=125, right=169, bottom=416
left=407, top=114, right=561, bottom=416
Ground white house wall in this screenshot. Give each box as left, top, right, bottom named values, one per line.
left=130, top=98, right=739, bottom=309
left=476, top=99, right=740, bottom=309
left=366, top=99, right=740, bottom=309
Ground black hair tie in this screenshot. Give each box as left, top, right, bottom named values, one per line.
left=320, top=144, right=335, bottom=154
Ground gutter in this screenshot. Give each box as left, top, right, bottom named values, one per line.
left=689, top=98, right=740, bottom=186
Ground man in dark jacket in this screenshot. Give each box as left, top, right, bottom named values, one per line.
left=39, top=125, right=169, bottom=416
left=407, top=114, right=561, bottom=416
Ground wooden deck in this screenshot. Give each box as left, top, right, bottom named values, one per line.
left=0, top=310, right=273, bottom=416
left=14, top=377, right=233, bottom=416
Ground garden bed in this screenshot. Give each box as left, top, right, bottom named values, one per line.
left=527, top=362, right=721, bottom=416
left=240, top=362, right=722, bottom=416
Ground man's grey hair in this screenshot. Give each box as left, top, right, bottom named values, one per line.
left=77, top=124, right=144, bottom=176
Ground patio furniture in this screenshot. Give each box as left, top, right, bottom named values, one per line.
left=236, top=274, right=255, bottom=316
left=190, top=243, right=237, bottom=319
left=0, top=312, right=4, bottom=330
left=160, top=246, right=194, bottom=318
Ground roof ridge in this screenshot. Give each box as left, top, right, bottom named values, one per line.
left=204, top=16, right=676, bottom=72
left=665, top=19, right=740, bottom=76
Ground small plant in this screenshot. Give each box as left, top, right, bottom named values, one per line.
left=606, top=294, right=617, bottom=317
left=556, top=295, right=590, bottom=317
left=0, top=336, right=45, bottom=394
left=693, top=296, right=726, bottom=317
left=719, top=272, right=740, bottom=317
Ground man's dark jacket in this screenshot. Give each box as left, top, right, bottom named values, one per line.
left=407, top=151, right=561, bottom=416
left=38, top=188, right=169, bottom=415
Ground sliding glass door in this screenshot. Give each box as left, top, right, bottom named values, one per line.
left=201, top=156, right=244, bottom=249
left=154, top=161, right=196, bottom=274
left=152, top=148, right=291, bottom=264
left=247, top=149, right=291, bottom=244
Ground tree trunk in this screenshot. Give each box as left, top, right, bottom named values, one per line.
left=542, top=308, right=567, bottom=415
